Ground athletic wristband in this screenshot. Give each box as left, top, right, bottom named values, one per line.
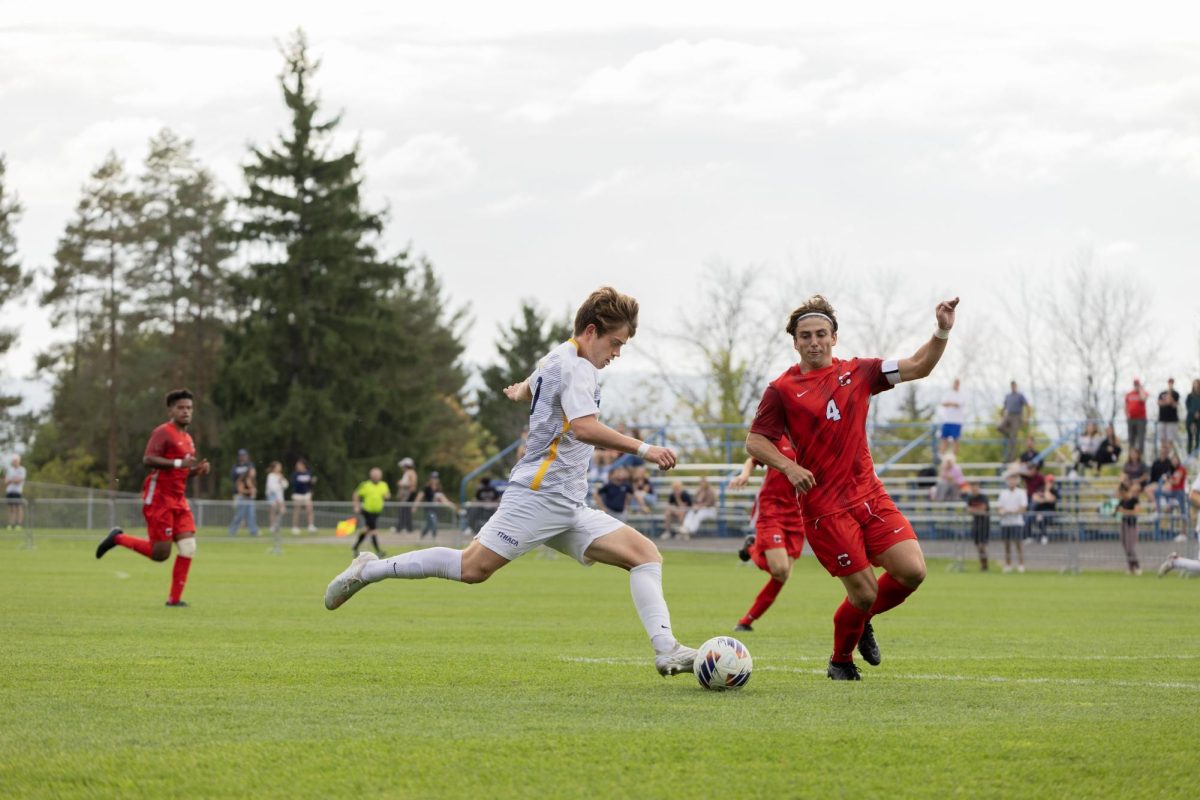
left=933, top=328, right=950, bottom=340
left=173, top=459, right=183, bottom=468
left=636, top=442, right=651, bottom=458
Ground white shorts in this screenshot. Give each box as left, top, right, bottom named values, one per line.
left=476, top=485, right=625, bottom=565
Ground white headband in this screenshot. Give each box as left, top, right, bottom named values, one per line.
left=793, top=312, right=834, bottom=327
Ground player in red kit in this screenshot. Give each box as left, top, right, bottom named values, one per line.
left=746, top=294, right=958, bottom=680
left=729, top=435, right=806, bottom=631
left=95, top=389, right=211, bottom=606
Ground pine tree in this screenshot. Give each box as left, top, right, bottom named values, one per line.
left=41, top=152, right=141, bottom=485
left=216, top=31, right=474, bottom=497
left=477, top=301, right=573, bottom=451
left=0, top=155, right=32, bottom=449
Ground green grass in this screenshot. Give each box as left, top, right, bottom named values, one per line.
left=1, top=534, right=1196, bottom=799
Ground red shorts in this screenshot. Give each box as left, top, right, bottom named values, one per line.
left=143, top=502, right=196, bottom=542
left=750, top=515, right=805, bottom=571
left=806, top=491, right=917, bottom=577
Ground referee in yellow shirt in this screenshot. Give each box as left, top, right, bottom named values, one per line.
left=352, top=467, right=391, bottom=556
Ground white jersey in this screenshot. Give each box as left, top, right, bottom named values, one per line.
left=508, top=340, right=601, bottom=504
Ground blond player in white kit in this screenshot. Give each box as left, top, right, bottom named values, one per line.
left=324, top=287, right=698, bottom=677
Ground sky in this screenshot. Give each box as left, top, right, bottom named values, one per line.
left=3, top=1, right=1199, bottom=422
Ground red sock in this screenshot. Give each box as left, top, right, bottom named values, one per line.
left=169, top=556, right=192, bottom=603
left=739, top=577, right=784, bottom=625
left=115, top=533, right=154, bottom=559
left=832, top=598, right=871, bottom=662
left=868, top=572, right=917, bottom=617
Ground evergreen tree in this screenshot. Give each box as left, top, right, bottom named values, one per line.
left=0, top=155, right=32, bottom=449
left=216, top=31, right=474, bottom=497
left=477, top=301, right=572, bottom=451
left=40, top=152, right=141, bottom=485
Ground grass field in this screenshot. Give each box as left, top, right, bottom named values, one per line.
left=1, top=533, right=1197, bottom=799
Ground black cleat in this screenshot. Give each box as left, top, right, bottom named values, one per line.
left=827, top=659, right=862, bottom=681
left=857, top=622, right=882, bottom=666
left=734, top=622, right=754, bottom=632
left=164, top=600, right=189, bottom=608
left=96, top=527, right=123, bottom=560
left=737, top=535, right=755, bottom=562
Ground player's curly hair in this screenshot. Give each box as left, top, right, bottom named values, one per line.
left=785, top=295, right=838, bottom=336
left=165, top=388, right=194, bottom=407
left=574, top=287, right=639, bottom=338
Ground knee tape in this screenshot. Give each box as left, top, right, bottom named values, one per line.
left=176, top=537, right=197, bottom=558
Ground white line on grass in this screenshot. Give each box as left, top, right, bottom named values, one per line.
left=560, top=657, right=1200, bottom=691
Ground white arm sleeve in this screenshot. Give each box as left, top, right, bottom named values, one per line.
left=881, top=358, right=902, bottom=385
left=561, top=359, right=600, bottom=422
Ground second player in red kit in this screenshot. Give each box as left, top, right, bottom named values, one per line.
left=747, top=294, right=959, bottom=680
left=729, top=435, right=806, bottom=631
left=95, top=389, right=211, bottom=606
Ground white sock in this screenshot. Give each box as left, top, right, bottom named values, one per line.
left=629, top=562, right=676, bottom=655
left=362, top=548, right=463, bottom=582
left=1172, top=556, right=1200, bottom=575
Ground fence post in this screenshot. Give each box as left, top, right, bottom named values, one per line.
left=20, top=499, right=34, bottom=550
left=87, top=490, right=94, bottom=531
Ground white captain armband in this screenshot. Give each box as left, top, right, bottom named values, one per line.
left=173, top=458, right=183, bottom=468
left=881, top=359, right=902, bottom=385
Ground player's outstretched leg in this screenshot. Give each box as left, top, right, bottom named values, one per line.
left=735, top=576, right=784, bottom=632
left=324, top=552, right=380, bottom=610
left=1160, top=553, right=1200, bottom=576
left=166, top=537, right=195, bottom=607
left=96, top=527, right=154, bottom=560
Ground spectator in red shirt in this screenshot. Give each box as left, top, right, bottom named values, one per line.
left=1125, top=379, right=1149, bottom=457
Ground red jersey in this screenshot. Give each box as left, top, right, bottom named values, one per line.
left=750, top=356, right=898, bottom=519
left=142, top=422, right=196, bottom=507
left=1124, top=389, right=1147, bottom=420
left=753, top=436, right=803, bottom=520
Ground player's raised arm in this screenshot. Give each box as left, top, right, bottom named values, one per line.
left=897, top=296, right=959, bottom=381
left=570, top=415, right=677, bottom=470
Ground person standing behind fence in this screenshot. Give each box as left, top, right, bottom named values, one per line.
left=996, top=472, right=1027, bottom=573
left=265, top=462, right=287, bottom=534
left=418, top=472, right=452, bottom=539
left=1117, top=478, right=1150, bottom=575
left=228, top=449, right=259, bottom=537
left=964, top=481, right=990, bottom=571
left=5, top=454, right=26, bottom=530
left=998, top=381, right=1030, bottom=463
left=351, top=467, right=390, bottom=556
left=938, top=378, right=966, bottom=456
left=1187, top=379, right=1200, bottom=455
left=393, top=457, right=417, bottom=533
left=1125, top=379, right=1149, bottom=457
left=290, top=459, right=317, bottom=533
left=1158, top=378, right=1182, bottom=450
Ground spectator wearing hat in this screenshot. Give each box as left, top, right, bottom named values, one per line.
left=228, top=448, right=259, bottom=537
left=418, top=471, right=453, bottom=539
left=393, top=457, right=418, bottom=533
left=1124, top=379, right=1149, bottom=457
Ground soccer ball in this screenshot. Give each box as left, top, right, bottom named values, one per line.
left=693, top=636, right=753, bottom=691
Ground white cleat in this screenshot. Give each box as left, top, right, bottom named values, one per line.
left=1158, top=553, right=1178, bottom=578
left=655, top=643, right=698, bottom=677
left=324, top=552, right=379, bottom=610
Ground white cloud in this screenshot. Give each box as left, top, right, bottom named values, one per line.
left=970, top=125, right=1095, bottom=180
left=371, top=133, right=478, bottom=195
left=579, top=167, right=635, bottom=200
left=576, top=39, right=827, bottom=121
left=483, top=192, right=537, bottom=214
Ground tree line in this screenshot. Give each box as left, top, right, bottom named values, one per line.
left=0, top=31, right=568, bottom=499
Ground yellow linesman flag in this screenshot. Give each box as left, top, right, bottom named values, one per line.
left=335, top=517, right=358, bottom=537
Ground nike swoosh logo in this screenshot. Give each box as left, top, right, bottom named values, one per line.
left=893, top=527, right=903, bottom=534
left=796, top=390, right=809, bottom=398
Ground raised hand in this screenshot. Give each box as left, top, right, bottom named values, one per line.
left=936, top=297, right=960, bottom=331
